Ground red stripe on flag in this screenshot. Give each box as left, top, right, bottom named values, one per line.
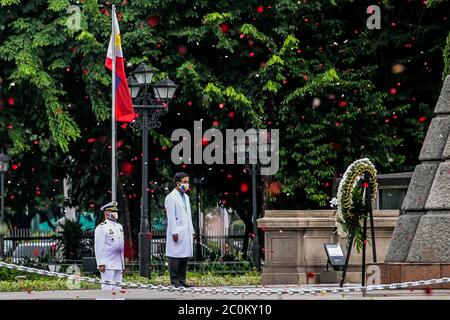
left=105, top=56, right=135, bottom=123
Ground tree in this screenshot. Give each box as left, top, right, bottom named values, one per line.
left=429, top=0, right=450, bottom=78
left=1, top=0, right=450, bottom=259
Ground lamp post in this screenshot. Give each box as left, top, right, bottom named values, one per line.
left=234, top=139, right=261, bottom=271
left=250, top=162, right=261, bottom=271
left=234, top=136, right=275, bottom=272
left=0, top=149, right=10, bottom=225
left=128, top=63, right=178, bottom=278
left=192, top=177, right=204, bottom=261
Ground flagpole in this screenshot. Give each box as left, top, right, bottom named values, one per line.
left=111, top=4, right=117, bottom=202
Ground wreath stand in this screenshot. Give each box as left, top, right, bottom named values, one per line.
left=339, top=172, right=377, bottom=287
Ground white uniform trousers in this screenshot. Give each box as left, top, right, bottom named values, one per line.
left=100, top=269, right=123, bottom=291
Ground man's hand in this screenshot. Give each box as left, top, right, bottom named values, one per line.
left=172, top=233, right=179, bottom=242
left=98, top=265, right=105, bottom=273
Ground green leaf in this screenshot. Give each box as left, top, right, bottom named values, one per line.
left=47, top=0, right=70, bottom=12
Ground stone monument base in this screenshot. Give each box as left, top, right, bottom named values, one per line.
left=261, top=269, right=364, bottom=285
left=366, top=263, right=450, bottom=289
left=319, top=271, right=343, bottom=284
left=258, top=210, right=399, bottom=285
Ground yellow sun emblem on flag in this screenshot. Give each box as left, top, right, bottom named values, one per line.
left=115, top=34, right=121, bottom=48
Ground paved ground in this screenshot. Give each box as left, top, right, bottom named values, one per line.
left=0, top=286, right=449, bottom=300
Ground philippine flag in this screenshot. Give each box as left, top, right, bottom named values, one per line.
left=105, top=11, right=135, bottom=123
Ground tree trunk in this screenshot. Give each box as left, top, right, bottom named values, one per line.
left=234, top=205, right=252, bottom=259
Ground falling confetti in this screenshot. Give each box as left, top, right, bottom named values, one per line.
left=391, top=64, right=406, bottom=74
left=147, top=16, right=160, bottom=28
left=312, top=97, right=321, bottom=108
left=419, top=116, right=427, bottom=122
left=219, top=23, right=230, bottom=33
left=269, top=181, right=282, bottom=196
left=177, top=45, right=188, bottom=56
left=240, top=182, right=249, bottom=193
left=120, top=161, right=134, bottom=176
left=338, top=101, right=348, bottom=108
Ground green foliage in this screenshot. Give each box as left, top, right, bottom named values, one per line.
left=0, top=0, right=450, bottom=238
left=427, top=0, right=450, bottom=78
left=48, top=0, right=70, bottom=12
left=231, top=219, right=245, bottom=235
left=0, top=0, right=20, bottom=5
left=427, top=0, right=447, bottom=6
left=444, top=33, right=450, bottom=78
left=58, top=218, right=83, bottom=260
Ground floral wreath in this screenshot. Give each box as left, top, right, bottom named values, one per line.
left=332, top=158, right=377, bottom=252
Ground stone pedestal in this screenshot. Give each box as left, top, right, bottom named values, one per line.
left=258, top=210, right=399, bottom=285
left=320, top=271, right=343, bottom=284
left=366, top=262, right=450, bottom=289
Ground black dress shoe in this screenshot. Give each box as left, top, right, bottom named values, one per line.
left=170, top=282, right=181, bottom=287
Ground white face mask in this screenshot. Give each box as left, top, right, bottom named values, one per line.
left=106, top=212, right=118, bottom=221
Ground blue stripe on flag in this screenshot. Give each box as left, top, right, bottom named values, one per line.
left=115, top=75, right=120, bottom=90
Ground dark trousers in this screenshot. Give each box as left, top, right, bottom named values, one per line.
left=168, top=257, right=188, bottom=285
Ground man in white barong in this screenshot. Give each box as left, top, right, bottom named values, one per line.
left=165, top=172, right=195, bottom=287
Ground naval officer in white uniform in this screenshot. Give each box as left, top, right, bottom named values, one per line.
left=165, top=172, right=195, bottom=287
left=94, top=201, right=125, bottom=290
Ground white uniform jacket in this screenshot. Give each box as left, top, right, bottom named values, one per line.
left=165, top=189, right=194, bottom=258
left=94, top=219, right=125, bottom=270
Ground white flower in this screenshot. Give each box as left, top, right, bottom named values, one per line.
left=329, top=197, right=338, bottom=208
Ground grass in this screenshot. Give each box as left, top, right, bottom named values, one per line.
left=0, top=271, right=261, bottom=292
